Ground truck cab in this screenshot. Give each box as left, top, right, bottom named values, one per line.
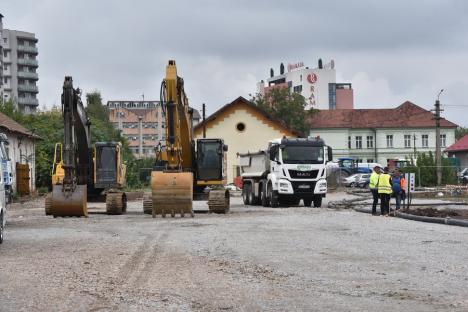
left=0, top=133, right=12, bottom=204
left=0, top=133, right=8, bottom=243
left=239, top=137, right=332, bottom=208
left=268, top=137, right=332, bottom=207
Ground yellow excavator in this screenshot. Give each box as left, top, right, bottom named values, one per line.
left=45, top=77, right=127, bottom=217
left=143, top=60, right=229, bottom=217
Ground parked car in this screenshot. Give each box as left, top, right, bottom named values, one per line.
left=341, top=174, right=360, bottom=187
left=460, top=168, right=468, bottom=184
left=225, top=183, right=240, bottom=191
left=356, top=174, right=371, bottom=188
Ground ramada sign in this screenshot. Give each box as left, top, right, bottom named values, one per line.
left=307, top=73, right=318, bottom=84
left=287, top=62, right=304, bottom=72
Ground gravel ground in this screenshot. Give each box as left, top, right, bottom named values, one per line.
left=1, top=192, right=468, bottom=311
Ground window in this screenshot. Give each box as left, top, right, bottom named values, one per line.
left=3, top=38, right=7, bottom=44
left=366, top=136, right=374, bottom=149
left=348, top=136, right=351, bottom=149
left=404, top=134, right=411, bottom=148
left=367, top=159, right=374, bottom=163
left=293, top=85, right=302, bottom=93
left=236, top=122, right=246, bottom=132
left=422, top=134, right=428, bottom=148
left=440, top=134, right=446, bottom=147
left=386, top=135, right=393, bottom=148
left=3, top=50, right=7, bottom=57
left=3, top=64, right=7, bottom=70
left=355, top=136, right=362, bottom=149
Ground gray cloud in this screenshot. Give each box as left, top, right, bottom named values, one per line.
left=2, top=0, right=467, bottom=126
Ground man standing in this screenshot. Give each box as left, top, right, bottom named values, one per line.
left=369, top=166, right=381, bottom=215
left=392, top=170, right=403, bottom=211
left=378, top=167, right=392, bottom=216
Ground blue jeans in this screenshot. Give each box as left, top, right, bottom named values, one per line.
left=394, top=192, right=401, bottom=210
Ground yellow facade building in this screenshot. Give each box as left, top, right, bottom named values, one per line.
left=194, top=97, right=297, bottom=183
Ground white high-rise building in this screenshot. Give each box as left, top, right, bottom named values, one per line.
left=257, top=59, right=353, bottom=110
left=1, top=28, right=39, bottom=114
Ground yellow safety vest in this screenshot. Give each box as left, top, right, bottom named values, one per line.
left=369, top=172, right=380, bottom=189
left=378, top=173, right=392, bottom=194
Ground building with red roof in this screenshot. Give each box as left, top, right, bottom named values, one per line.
left=307, top=101, right=458, bottom=166
left=445, top=134, right=468, bottom=168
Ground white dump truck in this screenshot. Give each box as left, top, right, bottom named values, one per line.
left=238, top=137, right=332, bottom=208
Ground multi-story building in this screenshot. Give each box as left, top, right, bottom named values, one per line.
left=1, top=29, right=39, bottom=114
left=108, top=101, right=163, bottom=158
left=107, top=100, right=201, bottom=158
left=257, top=59, right=353, bottom=110
left=307, top=101, right=457, bottom=166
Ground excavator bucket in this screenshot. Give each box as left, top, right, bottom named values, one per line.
left=151, top=171, right=193, bottom=217
left=51, top=184, right=88, bottom=217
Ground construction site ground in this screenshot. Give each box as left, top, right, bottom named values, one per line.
left=1, top=192, right=468, bottom=311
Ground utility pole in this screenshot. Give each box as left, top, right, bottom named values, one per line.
left=202, top=103, right=206, bottom=138
left=433, top=89, right=444, bottom=186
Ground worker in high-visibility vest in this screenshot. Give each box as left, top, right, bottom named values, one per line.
left=378, top=167, right=393, bottom=216
left=369, top=166, right=381, bottom=215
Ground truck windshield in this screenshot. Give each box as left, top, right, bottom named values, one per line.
left=281, top=146, right=324, bottom=164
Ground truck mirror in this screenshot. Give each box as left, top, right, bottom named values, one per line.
left=269, top=146, right=278, bottom=161
left=327, top=146, right=333, bottom=162
left=223, top=144, right=228, bottom=152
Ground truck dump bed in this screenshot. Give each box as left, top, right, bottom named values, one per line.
left=238, top=151, right=269, bottom=178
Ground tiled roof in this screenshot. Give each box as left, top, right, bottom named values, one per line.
left=445, top=134, right=468, bottom=152
left=307, top=101, right=458, bottom=129
left=0, top=112, right=40, bottom=138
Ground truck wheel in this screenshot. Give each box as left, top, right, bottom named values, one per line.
left=242, top=184, right=251, bottom=205
left=0, top=211, right=4, bottom=244
left=304, top=198, right=312, bottom=207
left=313, top=195, right=322, bottom=208
left=248, top=186, right=256, bottom=205
left=261, top=183, right=269, bottom=207
left=268, top=184, right=279, bottom=208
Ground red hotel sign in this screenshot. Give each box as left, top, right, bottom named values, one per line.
left=307, top=73, right=318, bottom=84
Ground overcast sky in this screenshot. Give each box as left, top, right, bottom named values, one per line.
left=2, top=0, right=468, bottom=126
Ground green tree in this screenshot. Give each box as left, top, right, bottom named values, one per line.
left=251, top=88, right=316, bottom=135
left=455, top=127, right=468, bottom=140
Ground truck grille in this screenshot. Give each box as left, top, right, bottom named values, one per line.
left=288, top=169, right=319, bottom=179
left=291, top=181, right=316, bottom=193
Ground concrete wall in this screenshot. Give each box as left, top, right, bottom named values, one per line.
left=195, top=109, right=294, bottom=183
left=2, top=132, right=36, bottom=193
left=336, top=88, right=354, bottom=109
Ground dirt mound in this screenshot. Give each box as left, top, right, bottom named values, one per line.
left=403, top=207, right=467, bottom=219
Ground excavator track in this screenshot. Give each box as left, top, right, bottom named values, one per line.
left=208, top=189, right=230, bottom=214
left=106, top=192, right=127, bottom=215
left=151, top=171, right=194, bottom=218
left=143, top=194, right=152, bottom=214
left=44, top=193, right=52, bottom=216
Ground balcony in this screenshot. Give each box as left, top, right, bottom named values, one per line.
left=17, top=71, right=39, bottom=80
left=17, top=45, right=38, bottom=54
left=18, top=97, right=39, bottom=106
left=17, top=58, right=39, bottom=67
left=18, top=84, right=39, bottom=93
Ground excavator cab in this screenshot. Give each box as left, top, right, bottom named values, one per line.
left=196, top=139, right=227, bottom=182
left=94, top=142, right=125, bottom=189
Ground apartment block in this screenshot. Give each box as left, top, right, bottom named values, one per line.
left=1, top=28, right=39, bottom=113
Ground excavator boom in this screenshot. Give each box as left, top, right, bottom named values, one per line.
left=150, top=61, right=194, bottom=217
left=50, top=77, right=90, bottom=217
